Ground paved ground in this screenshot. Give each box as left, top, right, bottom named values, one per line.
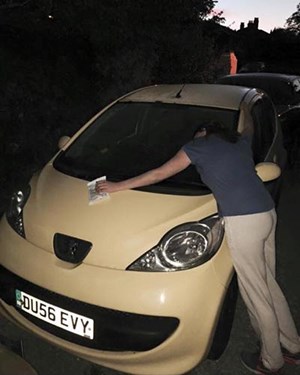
left=0, top=168, right=300, bottom=375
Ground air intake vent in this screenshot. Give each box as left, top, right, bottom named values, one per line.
left=53, top=233, right=92, bottom=264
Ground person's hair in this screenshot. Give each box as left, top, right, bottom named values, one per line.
left=194, top=121, right=240, bottom=143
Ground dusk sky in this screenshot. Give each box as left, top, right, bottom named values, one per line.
left=215, top=0, right=299, bottom=32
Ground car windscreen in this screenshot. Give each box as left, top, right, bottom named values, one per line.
left=53, top=102, right=238, bottom=195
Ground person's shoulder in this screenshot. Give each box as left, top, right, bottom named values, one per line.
left=184, top=137, right=205, bottom=148
left=182, top=137, right=206, bottom=162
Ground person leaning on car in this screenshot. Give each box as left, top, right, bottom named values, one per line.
left=96, top=104, right=300, bottom=375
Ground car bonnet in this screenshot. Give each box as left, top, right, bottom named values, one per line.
left=23, top=164, right=217, bottom=270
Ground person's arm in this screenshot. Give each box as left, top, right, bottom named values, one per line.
left=96, top=149, right=191, bottom=193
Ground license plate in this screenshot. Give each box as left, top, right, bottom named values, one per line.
left=15, top=289, right=94, bottom=340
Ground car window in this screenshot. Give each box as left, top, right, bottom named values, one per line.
left=54, top=102, right=239, bottom=195
left=251, top=98, right=276, bottom=163
left=256, top=79, right=300, bottom=106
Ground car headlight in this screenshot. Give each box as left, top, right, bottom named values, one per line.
left=127, top=215, right=224, bottom=272
left=6, top=185, right=31, bottom=238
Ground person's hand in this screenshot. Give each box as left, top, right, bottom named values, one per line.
left=95, top=180, right=121, bottom=193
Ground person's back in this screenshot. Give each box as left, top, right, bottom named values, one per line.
left=182, top=134, right=274, bottom=216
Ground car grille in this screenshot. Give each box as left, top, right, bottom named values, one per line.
left=53, top=233, right=92, bottom=264
left=0, top=266, right=179, bottom=351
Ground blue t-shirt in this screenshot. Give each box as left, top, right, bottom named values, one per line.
left=182, top=135, right=274, bottom=216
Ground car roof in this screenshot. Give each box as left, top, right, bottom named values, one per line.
left=120, top=84, right=251, bottom=111
left=218, top=72, right=300, bottom=83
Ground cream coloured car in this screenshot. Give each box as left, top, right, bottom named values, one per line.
left=0, top=84, right=285, bottom=375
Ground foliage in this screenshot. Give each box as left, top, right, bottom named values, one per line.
left=286, top=2, right=300, bottom=34
left=0, top=27, right=100, bottom=210
left=1, top=1, right=300, bottom=214
left=0, top=1, right=230, bottom=212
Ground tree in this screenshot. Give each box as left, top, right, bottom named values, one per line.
left=0, top=0, right=230, bottom=211
left=286, top=2, right=300, bottom=33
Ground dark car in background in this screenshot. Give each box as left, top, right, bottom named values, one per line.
left=217, top=73, right=300, bottom=166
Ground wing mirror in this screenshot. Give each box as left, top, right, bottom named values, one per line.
left=255, top=162, right=281, bottom=182
left=58, top=136, right=71, bottom=150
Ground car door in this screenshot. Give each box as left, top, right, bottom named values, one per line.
left=251, top=96, right=277, bottom=164
left=250, top=96, right=285, bottom=202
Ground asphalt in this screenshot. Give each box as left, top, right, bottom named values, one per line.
left=0, top=168, right=299, bottom=375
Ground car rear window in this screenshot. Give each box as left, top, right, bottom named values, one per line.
left=54, top=102, right=238, bottom=195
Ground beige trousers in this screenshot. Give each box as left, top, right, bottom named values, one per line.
left=224, top=209, right=300, bottom=370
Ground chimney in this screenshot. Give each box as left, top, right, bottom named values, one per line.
left=254, top=17, right=259, bottom=29
left=240, top=22, right=245, bottom=30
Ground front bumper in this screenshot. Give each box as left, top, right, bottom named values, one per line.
left=0, top=266, right=179, bottom=351
left=0, top=217, right=233, bottom=375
